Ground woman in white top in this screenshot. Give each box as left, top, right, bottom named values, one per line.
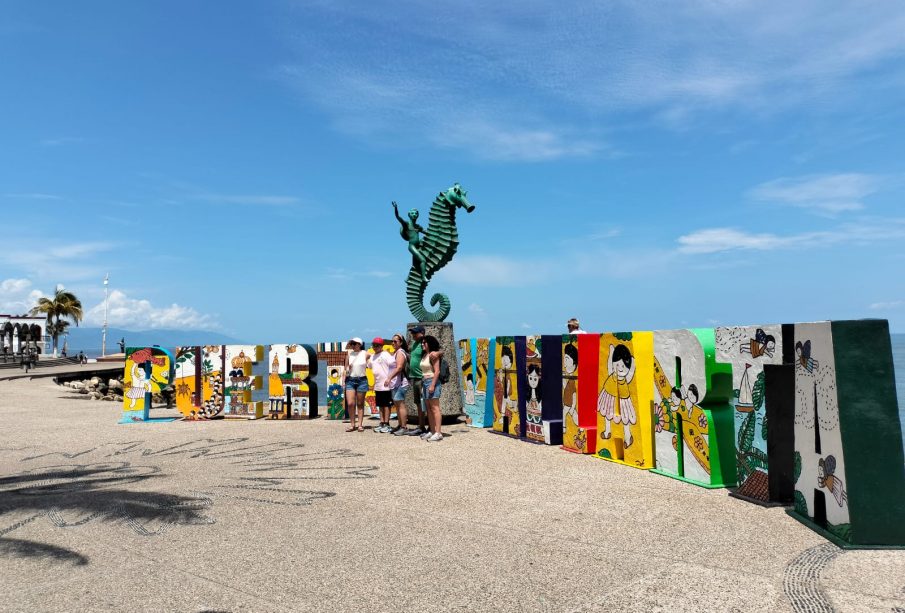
left=421, top=335, right=444, bottom=442
left=345, top=337, right=370, bottom=432
left=386, top=333, right=411, bottom=435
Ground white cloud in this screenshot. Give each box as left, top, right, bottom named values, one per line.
left=677, top=228, right=818, bottom=254
left=434, top=117, right=599, bottom=162
left=192, top=194, right=301, bottom=206
left=84, top=290, right=218, bottom=331
left=439, top=255, right=552, bottom=286
left=278, top=2, right=905, bottom=154
left=324, top=268, right=393, bottom=281
left=0, top=241, right=115, bottom=280
left=749, top=173, right=881, bottom=213
left=869, top=301, right=904, bottom=311
left=2, top=193, right=63, bottom=200
left=0, top=278, right=44, bottom=314
left=677, top=218, right=905, bottom=254
left=39, top=136, right=84, bottom=147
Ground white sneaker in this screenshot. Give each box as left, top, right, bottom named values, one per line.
left=427, top=432, right=443, bottom=442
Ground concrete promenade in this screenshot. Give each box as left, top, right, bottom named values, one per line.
left=0, top=362, right=124, bottom=382
left=1, top=378, right=903, bottom=612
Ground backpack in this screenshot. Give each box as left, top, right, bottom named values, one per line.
left=438, top=357, right=451, bottom=384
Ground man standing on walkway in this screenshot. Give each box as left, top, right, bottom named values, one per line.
left=405, top=325, right=429, bottom=436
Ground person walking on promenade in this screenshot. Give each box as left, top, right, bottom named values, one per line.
left=406, top=325, right=429, bottom=436
left=345, top=337, right=370, bottom=432
left=421, top=334, right=444, bottom=442
left=387, top=333, right=411, bottom=435
left=567, top=318, right=587, bottom=334
left=369, top=337, right=396, bottom=433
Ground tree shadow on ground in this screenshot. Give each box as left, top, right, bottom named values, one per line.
left=0, top=463, right=216, bottom=562
left=0, top=465, right=147, bottom=488
left=0, top=537, right=89, bottom=565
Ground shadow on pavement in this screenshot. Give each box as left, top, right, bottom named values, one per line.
left=0, top=463, right=216, bottom=559
left=0, top=537, right=89, bottom=565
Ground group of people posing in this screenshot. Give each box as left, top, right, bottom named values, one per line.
left=343, top=325, right=446, bottom=442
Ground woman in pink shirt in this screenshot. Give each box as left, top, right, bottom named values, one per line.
left=369, top=337, right=397, bottom=433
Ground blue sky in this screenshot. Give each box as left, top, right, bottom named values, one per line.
left=1, top=1, right=904, bottom=343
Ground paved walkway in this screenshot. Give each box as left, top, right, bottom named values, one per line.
left=0, top=362, right=123, bottom=382
left=1, top=378, right=903, bottom=612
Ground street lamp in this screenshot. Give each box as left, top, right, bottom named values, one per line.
left=102, top=274, right=109, bottom=357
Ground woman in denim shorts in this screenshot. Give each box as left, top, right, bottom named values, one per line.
left=386, top=333, right=410, bottom=434
left=344, top=337, right=370, bottom=432
left=420, top=335, right=444, bottom=442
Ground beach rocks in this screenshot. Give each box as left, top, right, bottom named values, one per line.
left=59, top=375, right=124, bottom=402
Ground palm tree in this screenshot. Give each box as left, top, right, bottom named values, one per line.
left=30, top=287, right=83, bottom=357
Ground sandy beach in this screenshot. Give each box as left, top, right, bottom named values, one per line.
left=1, top=376, right=903, bottom=612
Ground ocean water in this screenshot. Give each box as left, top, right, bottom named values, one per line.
left=893, top=334, right=905, bottom=449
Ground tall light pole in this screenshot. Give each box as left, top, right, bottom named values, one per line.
left=102, top=274, right=109, bottom=357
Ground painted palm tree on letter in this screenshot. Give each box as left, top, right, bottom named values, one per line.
left=30, top=286, right=83, bottom=357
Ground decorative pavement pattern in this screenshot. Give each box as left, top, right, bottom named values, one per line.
left=783, top=543, right=841, bottom=613
left=0, top=437, right=377, bottom=547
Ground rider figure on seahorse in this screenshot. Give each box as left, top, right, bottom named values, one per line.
left=393, top=202, right=428, bottom=281
left=392, top=183, right=475, bottom=323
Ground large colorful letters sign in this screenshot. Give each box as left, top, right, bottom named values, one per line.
left=716, top=325, right=786, bottom=503
left=539, top=334, right=563, bottom=446
left=459, top=338, right=482, bottom=426
left=121, top=346, right=176, bottom=423
left=562, top=334, right=599, bottom=454
left=173, top=345, right=226, bottom=420
left=492, top=336, right=520, bottom=437
left=222, top=345, right=267, bottom=419
left=268, top=344, right=319, bottom=419
left=651, top=329, right=735, bottom=487
left=789, top=320, right=905, bottom=547
left=522, top=335, right=544, bottom=443
left=595, top=331, right=655, bottom=468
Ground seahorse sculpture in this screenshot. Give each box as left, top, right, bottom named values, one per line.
left=393, top=183, right=475, bottom=322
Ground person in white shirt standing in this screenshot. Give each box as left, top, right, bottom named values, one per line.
left=567, top=318, right=588, bottom=334
left=369, top=337, right=396, bottom=433
left=345, top=337, right=370, bottom=432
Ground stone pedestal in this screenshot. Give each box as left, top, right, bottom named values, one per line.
left=405, top=322, right=463, bottom=419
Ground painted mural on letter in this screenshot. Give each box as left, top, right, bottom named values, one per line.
left=326, top=365, right=346, bottom=420
left=459, top=338, right=480, bottom=425
left=268, top=344, right=313, bottom=419
left=792, top=322, right=850, bottom=540
left=652, top=330, right=710, bottom=482
left=596, top=332, right=654, bottom=468
left=716, top=325, right=782, bottom=500
left=524, top=335, right=543, bottom=442
left=173, top=345, right=226, bottom=419
left=121, top=346, right=175, bottom=422
left=561, top=335, right=585, bottom=453
left=493, top=336, right=519, bottom=436
left=223, top=345, right=267, bottom=419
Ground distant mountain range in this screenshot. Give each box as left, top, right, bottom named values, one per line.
left=62, top=327, right=247, bottom=357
